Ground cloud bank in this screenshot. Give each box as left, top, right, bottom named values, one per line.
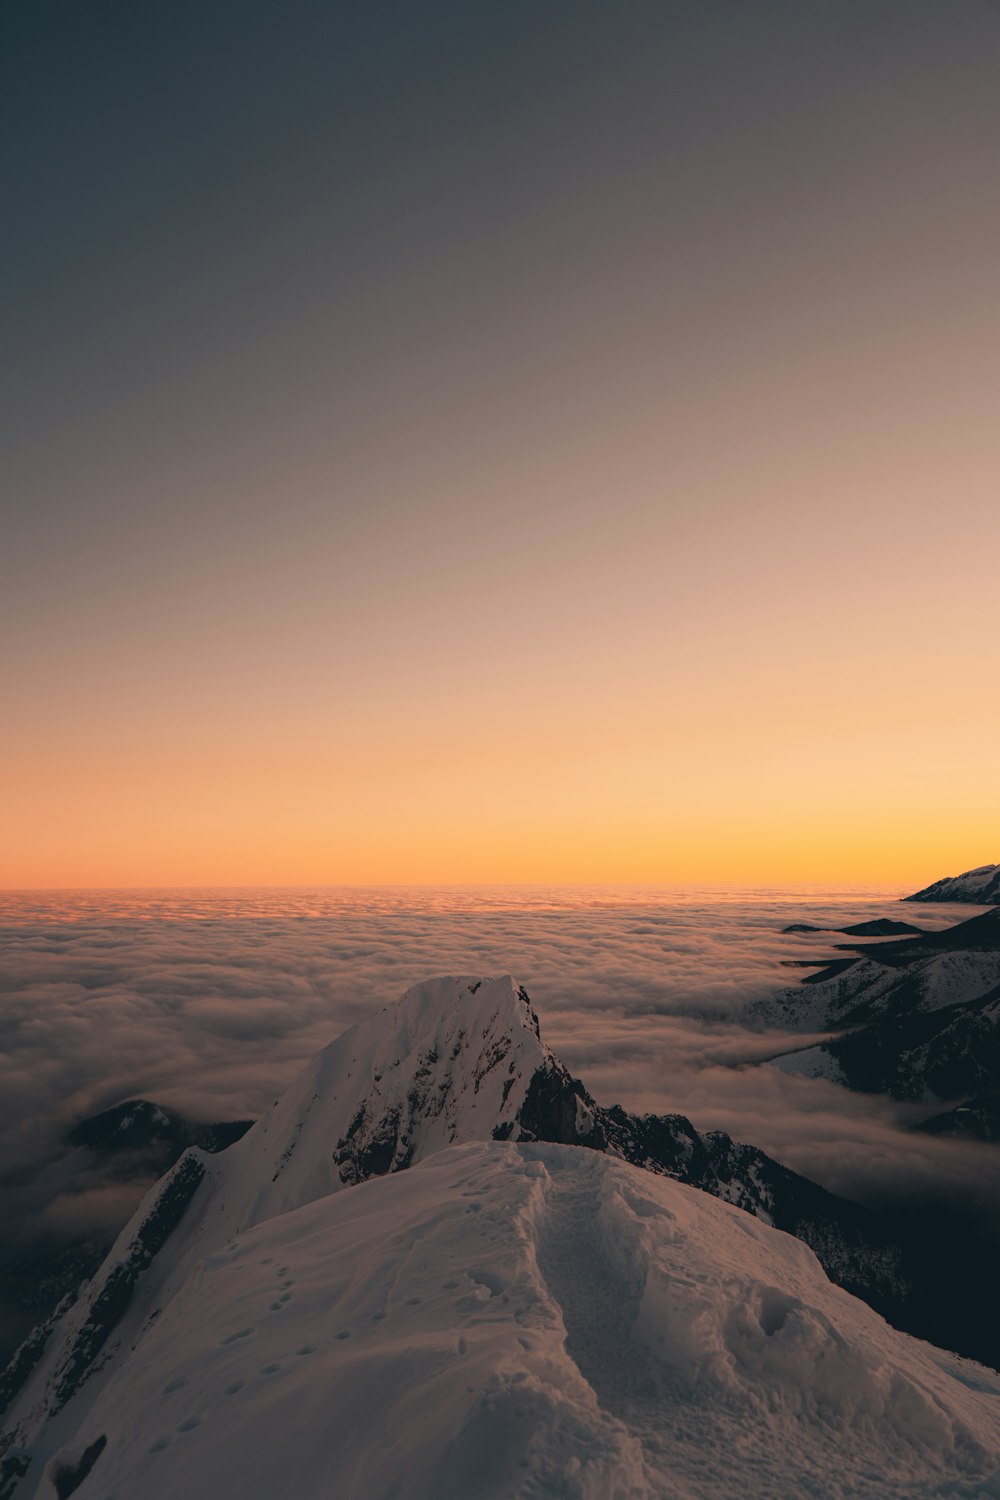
left=1, top=886, right=995, bottom=1331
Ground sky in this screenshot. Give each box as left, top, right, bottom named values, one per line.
left=2, top=1, right=999, bottom=888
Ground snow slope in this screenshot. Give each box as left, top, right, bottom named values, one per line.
left=751, top=914, right=1000, bottom=1106
left=906, top=864, right=1000, bottom=905
left=1, top=977, right=909, bottom=1467
left=1, top=975, right=917, bottom=1493
left=749, top=916, right=1000, bottom=1035
left=25, top=1142, right=1000, bottom=1500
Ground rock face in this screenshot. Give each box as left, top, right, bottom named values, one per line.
left=67, top=1101, right=253, bottom=1163
left=905, top=863, right=1000, bottom=905
left=1, top=976, right=909, bottom=1496
left=917, top=1094, right=1000, bottom=1143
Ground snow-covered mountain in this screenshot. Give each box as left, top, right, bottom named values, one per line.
left=905, top=863, right=1000, bottom=905
left=1, top=976, right=913, bottom=1496
left=751, top=911, right=1000, bottom=1118
left=9, top=1141, right=1000, bottom=1500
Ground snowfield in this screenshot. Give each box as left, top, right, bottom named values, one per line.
left=34, top=1143, right=1000, bottom=1500
left=5, top=975, right=1000, bottom=1499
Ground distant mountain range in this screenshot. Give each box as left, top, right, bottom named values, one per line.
left=752, top=909, right=1000, bottom=1142
left=744, top=898, right=1000, bottom=1370
left=905, top=862, right=1000, bottom=904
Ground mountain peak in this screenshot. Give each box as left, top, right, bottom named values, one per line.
left=0, top=976, right=914, bottom=1493
left=175, top=976, right=601, bottom=1244
left=905, top=863, right=1000, bottom=904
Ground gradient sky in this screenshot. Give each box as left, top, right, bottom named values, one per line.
left=3, top=1, right=999, bottom=888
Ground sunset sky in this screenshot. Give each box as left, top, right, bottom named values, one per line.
left=3, top=1, right=999, bottom=889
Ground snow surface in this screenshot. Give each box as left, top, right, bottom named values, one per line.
left=749, top=951, right=1000, bottom=1033
left=3, top=977, right=587, bottom=1478
left=907, top=866, right=1000, bottom=905
left=9, top=974, right=1000, bottom=1499
left=33, top=1142, right=1000, bottom=1500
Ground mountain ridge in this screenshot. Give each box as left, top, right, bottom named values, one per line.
left=13, top=1142, right=1000, bottom=1500
left=905, top=863, right=1000, bottom=905
left=1, top=974, right=909, bottom=1495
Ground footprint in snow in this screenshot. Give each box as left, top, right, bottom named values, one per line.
left=149, top=1438, right=170, bottom=1454
left=296, top=1346, right=316, bottom=1356
left=261, top=1362, right=282, bottom=1374
left=224, top=1380, right=245, bottom=1395
left=177, top=1417, right=201, bottom=1433
left=220, top=1327, right=254, bottom=1345
left=335, top=1330, right=351, bottom=1340
left=162, top=1377, right=187, bottom=1393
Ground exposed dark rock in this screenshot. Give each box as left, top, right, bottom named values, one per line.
left=835, top=908, right=1000, bottom=967
left=821, top=983, right=1000, bottom=1101
left=515, top=1063, right=605, bottom=1150
left=334, top=1103, right=408, bottom=1184
left=782, top=919, right=925, bottom=937
left=0, top=1292, right=73, bottom=1422
left=916, top=1094, right=1000, bottom=1143
left=51, top=1153, right=205, bottom=1413
left=0, top=1103, right=252, bottom=1376
left=0, top=1451, right=31, bottom=1500
left=68, top=1100, right=253, bottom=1168
left=51, top=1434, right=106, bottom=1499
left=838, top=919, right=926, bottom=937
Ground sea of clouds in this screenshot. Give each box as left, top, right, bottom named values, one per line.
left=1, top=884, right=997, bottom=1356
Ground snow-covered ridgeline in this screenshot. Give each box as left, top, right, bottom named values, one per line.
left=749, top=912, right=1000, bottom=1110
left=21, top=1143, right=1000, bottom=1500
left=0, top=973, right=980, bottom=1499
left=906, top=864, right=1000, bottom=905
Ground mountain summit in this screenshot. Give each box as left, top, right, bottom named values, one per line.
left=905, top=863, right=1000, bottom=905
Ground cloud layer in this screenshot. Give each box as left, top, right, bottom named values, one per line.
left=1, top=887, right=995, bottom=1281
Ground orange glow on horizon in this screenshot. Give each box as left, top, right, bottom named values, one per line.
left=4, top=6, right=999, bottom=891
left=4, top=674, right=996, bottom=889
